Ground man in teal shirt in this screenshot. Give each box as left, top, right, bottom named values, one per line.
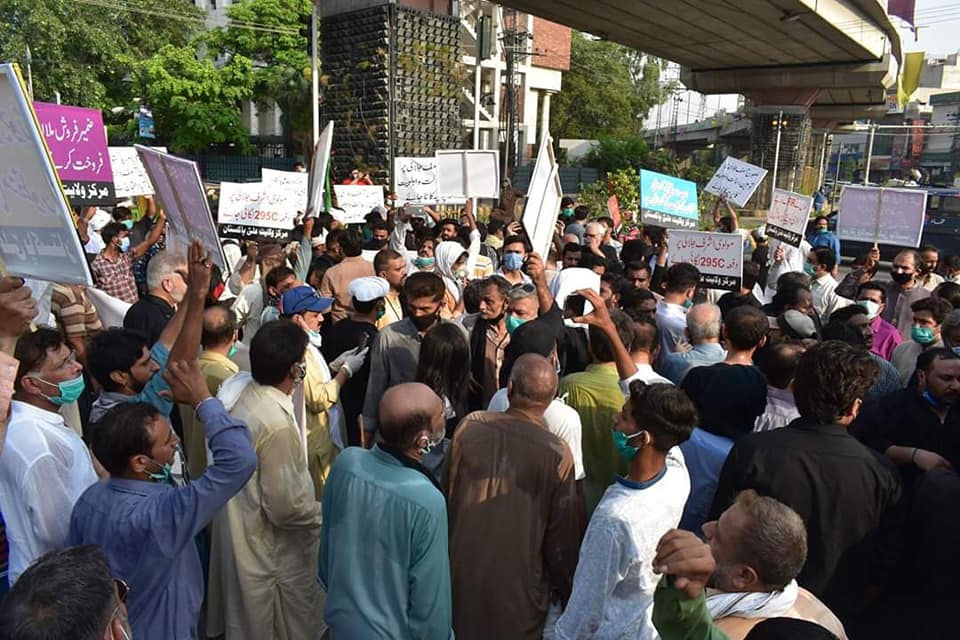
left=319, top=382, right=453, bottom=639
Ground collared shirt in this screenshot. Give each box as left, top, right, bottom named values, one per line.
left=362, top=318, right=466, bottom=436
left=882, top=282, right=930, bottom=340
left=620, top=363, right=673, bottom=395
left=919, top=271, right=944, bottom=292
left=91, top=250, right=139, bottom=304
left=711, top=420, right=902, bottom=620
left=810, top=273, right=850, bottom=324
left=807, top=230, right=841, bottom=262
left=319, top=446, right=454, bottom=640
left=90, top=342, right=172, bottom=423
left=319, top=255, right=376, bottom=323
left=679, top=428, right=733, bottom=536
left=891, top=338, right=943, bottom=386
left=870, top=315, right=902, bottom=361
left=658, top=343, right=727, bottom=385
left=754, top=386, right=800, bottom=432
left=50, top=284, right=102, bottom=341
left=655, top=301, right=690, bottom=354
left=558, top=363, right=625, bottom=515
left=377, top=289, right=404, bottom=330
left=231, top=282, right=266, bottom=345
left=68, top=399, right=257, bottom=640
left=0, top=401, right=98, bottom=584
left=124, top=294, right=175, bottom=346
left=475, top=321, right=510, bottom=408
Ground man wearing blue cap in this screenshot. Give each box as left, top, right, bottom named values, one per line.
left=279, top=285, right=368, bottom=499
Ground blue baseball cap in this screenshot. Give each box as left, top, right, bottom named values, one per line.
left=279, top=286, right=334, bottom=316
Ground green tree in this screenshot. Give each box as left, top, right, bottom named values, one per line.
left=128, top=45, right=255, bottom=153
left=552, top=33, right=672, bottom=139
left=0, top=0, right=202, bottom=108
left=205, top=0, right=312, bottom=155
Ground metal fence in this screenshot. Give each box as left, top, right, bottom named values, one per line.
left=512, top=166, right=604, bottom=195
left=179, top=154, right=302, bottom=184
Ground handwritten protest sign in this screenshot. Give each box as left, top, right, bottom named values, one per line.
left=306, top=121, right=333, bottom=217
left=218, top=181, right=302, bottom=241
left=33, top=102, right=115, bottom=206
left=332, top=185, right=384, bottom=224
left=135, top=145, right=226, bottom=271
left=639, top=169, right=699, bottom=230
left=262, top=168, right=308, bottom=213
left=436, top=150, right=499, bottom=199
left=394, top=157, right=439, bottom=204
left=837, top=185, right=926, bottom=248
left=109, top=146, right=167, bottom=198
left=703, top=157, right=768, bottom=207
left=0, top=64, right=92, bottom=285
left=522, top=133, right=563, bottom=259
left=766, top=188, right=813, bottom=247
left=669, top=230, right=744, bottom=291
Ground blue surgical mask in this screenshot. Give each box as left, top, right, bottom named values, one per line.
left=857, top=299, right=880, bottom=321
left=612, top=429, right=645, bottom=461
left=121, top=220, right=134, bottom=230
left=414, top=256, right=435, bottom=269
left=146, top=459, right=174, bottom=485
left=503, top=252, right=524, bottom=271
left=505, top=313, right=528, bottom=335
left=306, top=329, right=322, bottom=348
left=911, top=326, right=936, bottom=345
left=562, top=207, right=574, bottom=218
left=34, top=373, right=85, bottom=406
left=816, top=228, right=828, bottom=235
left=119, top=237, right=131, bottom=253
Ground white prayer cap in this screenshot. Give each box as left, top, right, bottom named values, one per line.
left=348, top=276, right=390, bottom=302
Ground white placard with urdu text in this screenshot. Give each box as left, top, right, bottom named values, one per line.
left=704, top=156, right=768, bottom=207
left=262, top=168, right=308, bottom=213
left=109, top=146, right=167, bottom=197
left=837, top=185, right=927, bottom=248
left=218, top=181, right=302, bottom=241
left=394, top=157, right=439, bottom=204
left=765, top=188, right=812, bottom=247
left=668, top=230, right=745, bottom=291
left=332, top=185, right=384, bottom=224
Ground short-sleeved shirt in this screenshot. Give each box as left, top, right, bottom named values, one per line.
left=91, top=251, right=139, bottom=304
left=50, top=284, right=103, bottom=339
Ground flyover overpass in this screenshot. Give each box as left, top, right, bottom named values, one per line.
left=497, top=0, right=904, bottom=202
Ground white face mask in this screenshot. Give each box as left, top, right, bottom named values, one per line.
left=857, top=299, right=880, bottom=321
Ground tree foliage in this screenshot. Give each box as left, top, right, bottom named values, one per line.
left=552, top=33, right=673, bottom=139
left=206, top=0, right=312, bottom=154
left=0, top=0, right=202, bottom=108
left=128, top=46, right=255, bottom=153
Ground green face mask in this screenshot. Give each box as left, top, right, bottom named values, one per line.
left=34, top=373, right=86, bottom=406
left=911, top=326, right=936, bottom=345
left=612, top=429, right=644, bottom=461
left=505, top=313, right=528, bottom=335
left=227, top=343, right=239, bottom=358
left=145, top=458, right=174, bottom=484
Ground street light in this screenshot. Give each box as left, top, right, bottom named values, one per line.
left=770, top=111, right=788, bottom=206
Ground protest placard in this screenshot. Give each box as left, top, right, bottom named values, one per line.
left=33, top=102, right=115, bottom=206
left=135, top=145, right=226, bottom=271
left=436, top=150, right=500, bottom=199
left=765, top=188, right=813, bottom=247
left=522, top=133, right=563, bottom=259
left=306, top=121, right=333, bottom=217
left=669, top=230, right=744, bottom=291
left=607, top=195, right=622, bottom=228
left=262, top=168, right=308, bottom=213
left=639, top=169, right=700, bottom=230
left=837, top=185, right=926, bottom=248
left=218, top=181, right=302, bottom=241
left=703, top=157, right=768, bottom=207
left=394, top=157, right=439, bottom=204
left=0, top=64, right=92, bottom=285
left=332, top=185, right=384, bottom=224
left=109, top=146, right=167, bottom=198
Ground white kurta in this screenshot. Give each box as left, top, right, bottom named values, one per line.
left=207, top=381, right=324, bottom=640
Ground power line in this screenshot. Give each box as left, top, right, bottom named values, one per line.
left=72, top=0, right=301, bottom=37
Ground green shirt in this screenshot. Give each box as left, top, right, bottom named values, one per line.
left=652, top=576, right=730, bottom=640
left=558, top=363, right=626, bottom=514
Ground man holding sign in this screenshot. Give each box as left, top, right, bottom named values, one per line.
left=90, top=214, right=167, bottom=304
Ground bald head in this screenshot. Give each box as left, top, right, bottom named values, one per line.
left=687, top=303, right=722, bottom=344
left=201, top=304, right=237, bottom=349
left=379, top=383, right=444, bottom=449
left=508, top=353, right=558, bottom=408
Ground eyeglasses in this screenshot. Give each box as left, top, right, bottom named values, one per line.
left=114, top=578, right=129, bottom=604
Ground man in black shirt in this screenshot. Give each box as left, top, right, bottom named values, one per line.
left=123, top=251, right=187, bottom=346
left=710, top=341, right=902, bottom=627
left=321, top=277, right=387, bottom=446
left=717, top=262, right=763, bottom=319
left=854, top=347, right=960, bottom=480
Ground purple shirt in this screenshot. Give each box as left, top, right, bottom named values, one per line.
left=870, top=315, right=903, bottom=361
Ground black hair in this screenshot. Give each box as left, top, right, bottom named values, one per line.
left=589, top=308, right=634, bottom=363
left=625, top=260, right=652, bottom=276
left=916, top=347, right=960, bottom=373
left=793, top=341, right=879, bottom=424
left=821, top=320, right=868, bottom=347
left=86, top=328, right=151, bottom=392
left=90, top=402, right=160, bottom=474
left=100, top=221, right=125, bottom=247
left=353, top=298, right=381, bottom=314
left=756, top=342, right=804, bottom=389
left=912, top=296, right=954, bottom=324
left=776, top=271, right=811, bottom=291
left=0, top=545, right=115, bottom=640
left=339, top=230, right=363, bottom=257
left=828, top=304, right=867, bottom=325
left=629, top=317, right=659, bottom=354
left=743, top=618, right=839, bottom=640
left=932, top=282, right=960, bottom=310
left=250, top=319, right=309, bottom=386
left=374, top=248, right=404, bottom=274
left=560, top=196, right=575, bottom=209
left=620, top=287, right=657, bottom=312
left=573, top=205, right=590, bottom=221
left=626, top=381, right=697, bottom=452
left=415, top=322, right=470, bottom=412
left=742, top=261, right=761, bottom=291
left=438, top=218, right=459, bottom=230
left=665, top=263, right=700, bottom=294
left=503, top=234, right=528, bottom=252
left=265, top=265, right=296, bottom=292
left=724, top=306, right=768, bottom=350
left=562, top=242, right=582, bottom=256
left=403, top=271, right=445, bottom=302
left=812, top=247, right=837, bottom=272
left=770, top=282, right=811, bottom=315
left=201, top=304, right=238, bottom=349
left=14, top=327, right=65, bottom=393
left=579, top=253, right=607, bottom=271
left=857, top=281, right=886, bottom=304
left=487, top=219, right=505, bottom=236
left=619, top=239, right=648, bottom=264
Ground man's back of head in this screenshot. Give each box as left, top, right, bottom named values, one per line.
left=201, top=304, right=237, bottom=351
left=0, top=545, right=122, bottom=640
left=379, top=383, right=443, bottom=450
left=687, top=303, right=722, bottom=345
left=793, top=341, right=879, bottom=425
left=723, top=306, right=768, bottom=352
left=588, top=308, right=634, bottom=365
left=507, top=354, right=558, bottom=412
left=756, top=343, right=804, bottom=390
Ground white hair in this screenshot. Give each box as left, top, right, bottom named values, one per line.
left=146, top=251, right=187, bottom=291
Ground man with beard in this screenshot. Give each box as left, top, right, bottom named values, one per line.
left=882, top=250, right=931, bottom=341
left=123, top=252, right=188, bottom=346
left=361, top=272, right=466, bottom=447
left=918, top=245, right=944, bottom=291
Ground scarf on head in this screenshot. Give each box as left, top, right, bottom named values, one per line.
left=705, top=579, right=799, bottom=620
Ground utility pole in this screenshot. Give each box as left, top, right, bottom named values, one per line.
left=311, top=4, right=319, bottom=145
left=499, top=8, right=530, bottom=180
left=864, top=123, right=876, bottom=185
left=770, top=111, right=787, bottom=207
left=472, top=1, right=483, bottom=150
